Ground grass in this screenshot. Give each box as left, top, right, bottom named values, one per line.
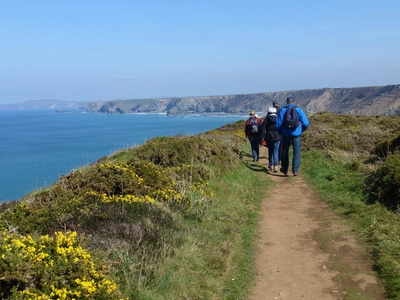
left=300, top=112, right=400, bottom=299
left=345, top=287, right=376, bottom=300
left=135, top=146, right=272, bottom=299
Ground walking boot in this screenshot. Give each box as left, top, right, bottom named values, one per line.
left=280, top=168, right=287, bottom=175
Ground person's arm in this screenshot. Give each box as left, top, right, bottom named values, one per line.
left=276, top=108, right=285, bottom=134
left=260, top=119, right=267, bottom=143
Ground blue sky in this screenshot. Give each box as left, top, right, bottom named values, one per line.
left=1, top=0, right=399, bottom=104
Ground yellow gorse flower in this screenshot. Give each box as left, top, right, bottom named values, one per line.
left=1, top=230, right=119, bottom=298
left=86, top=191, right=157, bottom=204
left=99, top=163, right=144, bottom=184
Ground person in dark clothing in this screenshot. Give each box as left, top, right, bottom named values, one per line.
left=272, top=100, right=282, bottom=163
left=261, top=106, right=282, bottom=172
left=245, top=110, right=262, bottom=161
left=273, top=100, right=281, bottom=113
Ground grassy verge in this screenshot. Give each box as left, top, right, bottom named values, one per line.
left=136, top=146, right=272, bottom=299
left=301, top=149, right=400, bottom=299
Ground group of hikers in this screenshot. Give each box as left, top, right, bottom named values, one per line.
left=244, top=97, right=309, bottom=176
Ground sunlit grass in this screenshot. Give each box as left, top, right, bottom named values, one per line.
left=295, top=112, right=400, bottom=299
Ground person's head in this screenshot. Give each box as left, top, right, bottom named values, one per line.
left=268, top=106, right=277, bottom=114
left=249, top=110, right=256, bottom=116
left=272, top=101, right=280, bottom=108
left=286, top=97, right=295, bottom=104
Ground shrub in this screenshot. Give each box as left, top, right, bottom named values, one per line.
left=367, top=153, right=400, bottom=209
left=303, top=113, right=400, bottom=155
left=0, top=136, right=224, bottom=296
left=130, top=135, right=240, bottom=170
left=0, top=129, right=245, bottom=297
left=371, top=134, right=400, bottom=158
left=0, top=160, right=215, bottom=256
left=0, top=230, right=120, bottom=299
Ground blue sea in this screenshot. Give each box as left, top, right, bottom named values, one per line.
left=0, top=109, right=247, bottom=203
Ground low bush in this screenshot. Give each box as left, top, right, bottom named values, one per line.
left=0, top=130, right=244, bottom=298
left=367, top=153, right=400, bottom=209
left=129, top=135, right=241, bottom=170
left=371, top=134, right=400, bottom=158
left=303, top=113, right=400, bottom=155
left=0, top=230, right=120, bottom=299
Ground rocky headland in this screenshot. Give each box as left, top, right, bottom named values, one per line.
left=3, top=84, right=399, bottom=116
left=85, top=84, right=400, bottom=116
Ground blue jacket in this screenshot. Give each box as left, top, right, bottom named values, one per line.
left=276, top=104, right=309, bottom=137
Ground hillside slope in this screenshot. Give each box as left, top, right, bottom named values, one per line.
left=86, top=84, right=400, bottom=116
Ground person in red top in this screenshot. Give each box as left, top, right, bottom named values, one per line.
left=245, top=110, right=263, bottom=161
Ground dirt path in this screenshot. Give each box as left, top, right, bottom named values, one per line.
left=249, top=148, right=386, bottom=300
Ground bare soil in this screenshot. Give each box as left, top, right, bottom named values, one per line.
left=249, top=148, right=386, bottom=300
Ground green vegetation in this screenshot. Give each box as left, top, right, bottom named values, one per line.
left=0, top=231, right=119, bottom=299
left=1, top=112, right=400, bottom=299
left=301, top=112, right=400, bottom=299
left=0, top=121, right=271, bottom=299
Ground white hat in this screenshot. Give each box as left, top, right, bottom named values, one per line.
left=268, top=107, right=277, bottom=114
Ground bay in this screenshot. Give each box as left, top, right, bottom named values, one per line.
left=0, top=109, right=246, bottom=202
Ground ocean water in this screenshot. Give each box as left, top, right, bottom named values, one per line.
left=0, top=109, right=246, bottom=202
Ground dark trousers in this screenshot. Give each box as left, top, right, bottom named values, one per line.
left=281, top=135, right=301, bottom=174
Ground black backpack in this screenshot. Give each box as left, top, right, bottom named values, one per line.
left=249, top=116, right=259, bottom=133
left=267, top=113, right=277, bottom=123
left=284, top=106, right=300, bottom=129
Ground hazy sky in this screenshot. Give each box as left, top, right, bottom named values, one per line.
left=1, top=0, right=399, bottom=104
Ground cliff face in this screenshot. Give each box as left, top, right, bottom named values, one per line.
left=85, top=84, right=400, bottom=116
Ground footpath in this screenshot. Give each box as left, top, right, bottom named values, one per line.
left=249, top=147, right=386, bottom=300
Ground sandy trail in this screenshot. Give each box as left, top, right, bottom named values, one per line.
left=249, top=148, right=385, bottom=300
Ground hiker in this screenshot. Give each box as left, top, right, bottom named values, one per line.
left=272, top=100, right=281, bottom=113
left=276, top=97, right=309, bottom=176
left=261, top=106, right=282, bottom=172
left=245, top=110, right=262, bottom=161
left=272, top=100, right=282, bottom=163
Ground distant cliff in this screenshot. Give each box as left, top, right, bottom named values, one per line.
left=86, top=84, right=400, bottom=116
left=0, top=99, right=89, bottom=110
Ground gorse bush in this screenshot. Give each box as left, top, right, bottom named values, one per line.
left=0, top=159, right=215, bottom=295
left=303, top=113, right=400, bottom=155
left=368, top=153, right=400, bottom=209
left=204, top=120, right=247, bottom=139
left=303, top=113, right=400, bottom=211
left=0, top=230, right=120, bottom=299
left=109, top=134, right=242, bottom=170
left=1, top=159, right=214, bottom=232
left=371, top=134, right=400, bottom=158
left=0, top=132, right=242, bottom=298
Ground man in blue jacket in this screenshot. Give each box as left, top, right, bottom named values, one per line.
left=276, top=97, right=309, bottom=176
